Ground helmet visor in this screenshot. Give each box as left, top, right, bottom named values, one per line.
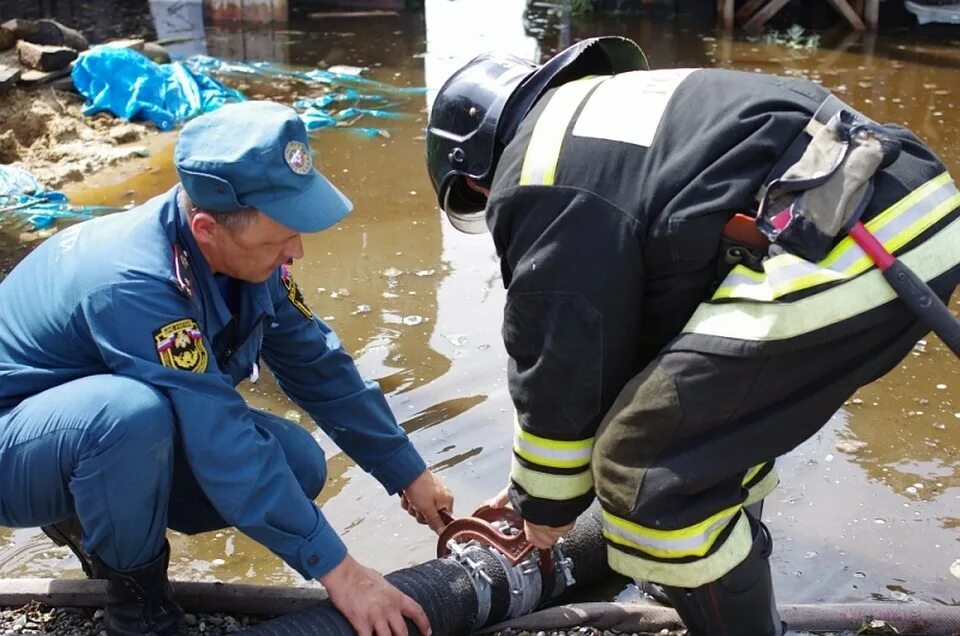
left=443, top=178, right=489, bottom=233
left=445, top=209, right=489, bottom=234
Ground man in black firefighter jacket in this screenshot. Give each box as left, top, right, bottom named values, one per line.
left=424, top=36, right=960, bottom=636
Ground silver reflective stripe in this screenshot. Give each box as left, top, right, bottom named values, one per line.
left=685, top=213, right=960, bottom=341
left=511, top=456, right=594, bottom=500
left=514, top=436, right=593, bottom=466
left=601, top=505, right=740, bottom=559
left=715, top=174, right=960, bottom=301
left=607, top=513, right=753, bottom=588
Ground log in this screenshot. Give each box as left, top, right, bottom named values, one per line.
left=16, top=40, right=78, bottom=73
left=31, top=19, right=89, bottom=51
left=1, top=19, right=39, bottom=41
left=0, top=26, right=14, bottom=51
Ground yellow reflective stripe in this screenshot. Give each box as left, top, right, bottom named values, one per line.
left=744, top=467, right=779, bottom=507
left=864, top=171, right=952, bottom=237
left=510, top=456, right=594, bottom=500
left=684, top=213, right=960, bottom=341
left=519, top=76, right=606, bottom=186
left=514, top=426, right=593, bottom=469
left=714, top=173, right=960, bottom=301
left=601, top=504, right=740, bottom=559
left=607, top=513, right=752, bottom=588
left=741, top=463, right=766, bottom=487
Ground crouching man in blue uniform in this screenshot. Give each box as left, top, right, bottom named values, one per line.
left=0, top=101, right=454, bottom=636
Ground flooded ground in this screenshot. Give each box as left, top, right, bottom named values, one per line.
left=1, top=0, right=959, bottom=609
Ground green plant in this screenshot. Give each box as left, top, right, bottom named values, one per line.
left=566, top=0, right=594, bottom=16
left=763, top=24, right=820, bottom=50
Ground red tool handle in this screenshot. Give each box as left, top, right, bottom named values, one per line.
left=849, top=221, right=960, bottom=357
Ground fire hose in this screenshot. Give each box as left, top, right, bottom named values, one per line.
left=242, top=503, right=610, bottom=635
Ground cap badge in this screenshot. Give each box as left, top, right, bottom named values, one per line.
left=284, top=141, right=313, bottom=175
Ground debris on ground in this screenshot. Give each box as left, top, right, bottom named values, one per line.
left=0, top=18, right=89, bottom=90
left=0, top=87, right=153, bottom=190
left=0, top=602, right=263, bottom=635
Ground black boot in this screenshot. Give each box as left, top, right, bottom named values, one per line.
left=41, top=518, right=103, bottom=579
left=662, top=517, right=784, bottom=636
left=95, top=542, right=184, bottom=636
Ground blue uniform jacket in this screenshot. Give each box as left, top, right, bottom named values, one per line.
left=0, top=186, right=426, bottom=578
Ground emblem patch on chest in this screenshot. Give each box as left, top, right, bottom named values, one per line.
left=154, top=318, right=209, bottom=373
left=281, top=265, right=313, bottom=319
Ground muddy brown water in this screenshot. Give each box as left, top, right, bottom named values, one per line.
left=1, top=2, right=959, bottom=609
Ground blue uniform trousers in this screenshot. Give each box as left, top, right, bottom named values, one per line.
left=0, top=375, right=326, bottom=571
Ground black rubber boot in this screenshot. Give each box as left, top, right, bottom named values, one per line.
left=95, top=542, right=184, bottom=636
left=41, top=518, right=103, bottom=579
left=662, top=517, right=784, bottom=636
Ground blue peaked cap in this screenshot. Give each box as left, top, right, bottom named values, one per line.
left=174, top=101, right=353, bottom=233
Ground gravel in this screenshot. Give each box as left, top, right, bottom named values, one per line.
left=0, top=602, right=263, bottom=635
left=492, top=630, right=683, bottom=636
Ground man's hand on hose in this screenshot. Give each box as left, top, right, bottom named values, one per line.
left=482, top=484, right=575, bottom=550
left=320, top=554, right=431, bottom=636
left=399, top=469, right=454, bottom=534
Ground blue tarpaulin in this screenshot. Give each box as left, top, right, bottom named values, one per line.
left=0, top=166, right=117, bottom=232
left=3, top=54, right=427, bottom=240
left=70, top=49, right=423, bottom=138
left=185, top=56, right=426, bottom=138
left=71, top=47, right=245, bottom=131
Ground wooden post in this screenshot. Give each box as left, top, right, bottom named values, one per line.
left=205, top=0, right=287, bottom=23
left=824, top=0, right=866, bottom=30
left=735, top=0, right=768, bottom=24
left=743, top=0, right=792, bottom=33
left=865, top=0, right=880, bottom=29
left=717, top=0, right=734, bottom=30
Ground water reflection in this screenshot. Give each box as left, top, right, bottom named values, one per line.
left=2, top=0, right=960, bottom=604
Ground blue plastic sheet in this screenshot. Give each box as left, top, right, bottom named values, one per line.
left=72, top=47, right=245, bottom=131
left=0, top=166, right=117, bottom=234
left=187, top=56, right=425, bottom=138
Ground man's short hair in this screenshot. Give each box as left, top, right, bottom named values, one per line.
left=178, top=188, right=259, bottom=234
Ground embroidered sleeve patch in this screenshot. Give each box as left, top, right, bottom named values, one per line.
left=154, top=318, right=209, bottom=373
left=280, top=264, right=313, bottom=319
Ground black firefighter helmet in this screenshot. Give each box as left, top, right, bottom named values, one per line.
left=426, top=36, right=648, bottom=233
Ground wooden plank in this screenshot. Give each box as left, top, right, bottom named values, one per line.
left=743, top=0, right=793, bottom=32
left=18, top=65, right=72, bottom=85
left=736, top=0, right=768, bottom=24
left=0, top=63, right=21, bottom=91
left=824, top=0, right=867, bottom=29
